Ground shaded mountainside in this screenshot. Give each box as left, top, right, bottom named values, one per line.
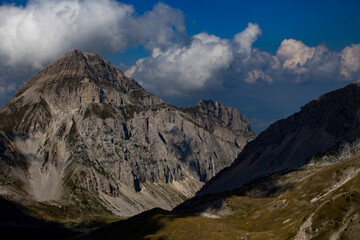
left=80, top=139, right=360, bottom=240
left=0, top=197, right=76, bottom=240
left=0, top=49, right=254, bottom=219
left=199, top=80, right=360, bottom=195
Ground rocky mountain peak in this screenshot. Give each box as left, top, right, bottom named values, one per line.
left=15, top=49, right=122, bottom=96
left=8, top=49, right=157, bottom=115
left=34, top=49, right=124, bottom=80
left=197, top=98, right=219, bottom=106
left=0, top=50, right=255, bottom=217
left=43, top=49, right=127, bottom=81
left=196, top=99, right=222, bottom=117
left=194, top=99, right=254, bottom=134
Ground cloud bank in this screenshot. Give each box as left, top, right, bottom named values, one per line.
left=0, top=0, right=185, bottom=69
left=129, top=32, right=234, bottom=95
left=128, top=24, right=360, bottom=96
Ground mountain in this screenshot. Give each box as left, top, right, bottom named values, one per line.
left=0, top=49, right=255, bottom=219
left=79, top=80, right=360, bottom=239
left=199, top=80, right=360, bottom=195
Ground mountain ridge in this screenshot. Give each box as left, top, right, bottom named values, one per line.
left=199, top=79, right=360, bottom=195
left=0, top=49, right=255, bottom=218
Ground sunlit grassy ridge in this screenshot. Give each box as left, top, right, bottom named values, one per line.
left=82, top=155, right=360, bottom=239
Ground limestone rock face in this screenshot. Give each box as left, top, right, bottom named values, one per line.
left=0, top=50, right=254, bottom=216
left=185, top=100, right=255, bottom=150
left=200, top=80, right=360, bottom=195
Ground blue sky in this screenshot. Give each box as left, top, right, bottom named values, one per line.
left=107, top=0, right=360, bottom=64
left=1, top=0, right=360, bottom=132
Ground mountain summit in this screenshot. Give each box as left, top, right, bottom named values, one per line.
left=0, top=49, right=254, bottom=218
left=14, top=49, right=159, bottom=110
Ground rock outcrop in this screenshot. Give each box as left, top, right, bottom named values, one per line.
left=0, top=49, right=254, bottom=217
left=184, top=100, right=255, bottom=150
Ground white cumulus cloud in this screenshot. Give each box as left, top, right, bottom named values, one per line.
left=340, top=44, right=360, bottom=79
left=131, top=33, right=234, bottom=95
left=128, top=22, right=360, bottom=96
left=245, top=69, right=272, bottom=84
left=129, top=23, right=265, bottom=95
left=234, top=23, right=262, bottom=55
left=275, top=40, right=360, bottom=81
left=276, top=39, right=315, bottom=73
left=0, top=0, right=185, bottom=70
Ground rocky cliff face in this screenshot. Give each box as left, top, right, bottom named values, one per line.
left=0, top=50, right=254, bottom=217
left=184, top=100, right=255, bottom=150
left=199, top=80, right=360, bottom=195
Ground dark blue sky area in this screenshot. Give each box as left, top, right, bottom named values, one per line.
left=121, top=0, right=360, bottom=52
left=107, top=0, right=360, bottom=67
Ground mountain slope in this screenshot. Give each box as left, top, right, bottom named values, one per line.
left=0, top=49, right=254, bottom=218
left=199, top=80, right=360, bottom=195
left=80, top=134, right=360, bottom=240
left=74, top=80, right=360, bottom=239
